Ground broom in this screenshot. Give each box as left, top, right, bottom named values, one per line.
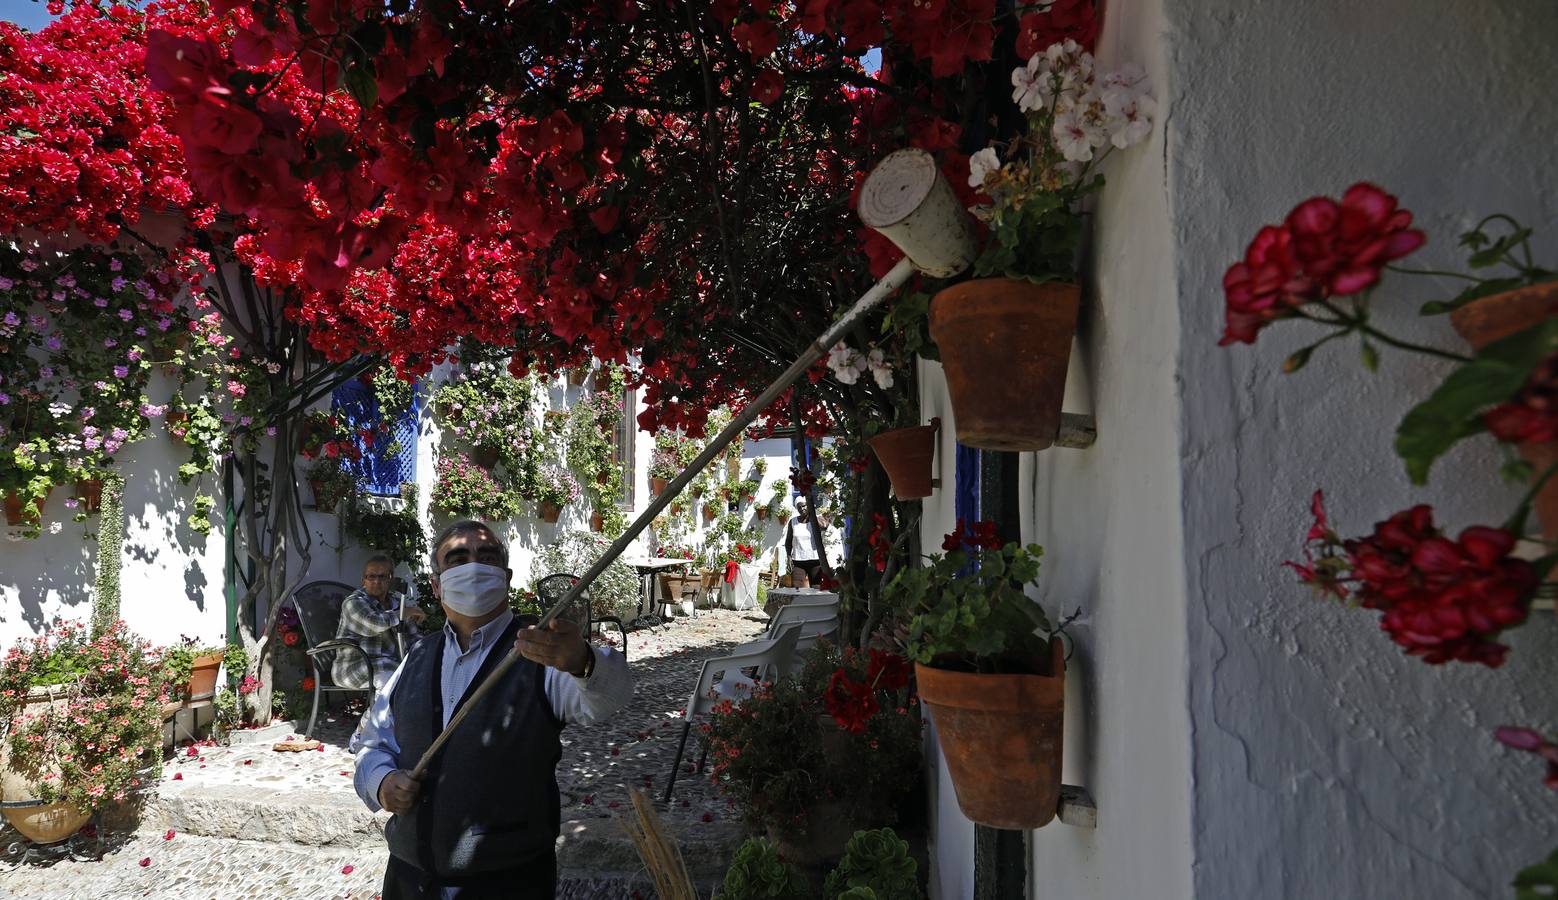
left=619, top=787, right=699, bottom=900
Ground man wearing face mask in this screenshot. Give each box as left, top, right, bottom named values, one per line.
left=350, top=520, right=634, bottom=899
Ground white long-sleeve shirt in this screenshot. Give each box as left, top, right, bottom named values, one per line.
left=350, top=609, right=633, bottom=812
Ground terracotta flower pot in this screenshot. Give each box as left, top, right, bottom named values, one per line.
left=701, top=505, right=716, bottom=524
left=75, top=479, right=103, bottom=514
left=567, top=368, right=589, bottom=387
left=2, top=801, right=90, bottom=845
left=756, top=506, right=770, bottom=521
left=590, top=511, right=604, bottom=532
left=470, top=445, right=500, bottom=469
left=651, top=477, right=669, bottom=497
left=309, top=479, right=344, bottom=513
left=1449, top=282, right=1558, bottom=544
left=691, top=485, right=705, bottom=499
left=929, top=278, right=1081, bottom=452
left=868, top=418, right=940, bottom=500
left=165, top=409, right=188, bottom=445
left=914, top=637, right=1065, bottom=830
left=3, top=488, right=50, bottom=527
left=539, top=501, right=562, bottom=523
left=187, top=652, right=223, bottom=701
left=768, top=797, right=860, bottom=873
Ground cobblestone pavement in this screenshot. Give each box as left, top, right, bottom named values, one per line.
left=0, top=609, right=768, bottom=899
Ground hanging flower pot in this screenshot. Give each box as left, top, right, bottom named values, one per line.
left=651, top=477, right=669, bottom=497
left=590, top=511, right=604, bottom=532
left=691, top=484, right=705, bottom=499
left=539, top=502, right=562, bottom=523
left=868, top=418, right=940, bottom=500
left=309, top=479, right=348, bottom=513
left=75, top=479, right=104, bottom=514
left=929, top=279, right=1081, bottom=452
left=1450, top=282, right=1558, bottom=543
left=4, top=490, right=49, bottom=527
left=755, top=506, right=770, bottom=521
left=567, top=368, right=589, bottom=387
left=165, top=409, right=188, bottom=445
left=701, top=505, right=716, bottom=524
left=914, top=637, right=1065, bottom=830
left=595, top=469, right=610, bottom=486
left=470, top=445, right=500, bottom=469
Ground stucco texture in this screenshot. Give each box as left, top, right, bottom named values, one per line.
left=1171, top=1, right=1558, bottom=898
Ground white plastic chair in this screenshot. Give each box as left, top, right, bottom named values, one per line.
left=730, top=604, right=840, bottom=676
left=662, top=622, right=803, bottom=801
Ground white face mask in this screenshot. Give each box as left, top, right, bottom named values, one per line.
left=436, top=562, right=510, bottom=617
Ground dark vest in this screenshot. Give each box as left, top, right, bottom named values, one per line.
left=385, top=618, right=563, bottom=877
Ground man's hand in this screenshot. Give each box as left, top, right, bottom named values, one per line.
left=515, top=619, right=591, bottom=677
left=378, top=769, right=421, bottom=815
left=403, top=606, right=427, bottom=625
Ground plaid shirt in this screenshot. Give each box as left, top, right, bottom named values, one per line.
left=332, top=589, right=412, bottom=691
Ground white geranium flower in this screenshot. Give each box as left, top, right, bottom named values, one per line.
left=1041, top=40, right=1094, bottom=100
left=1104, top=88, right=1156, bottom=149
left=1053, top=109, right=1099, bottom=162
left=1011, top=55, right=1045, bottom=112
left=1100, top=63, right=1148, bottom=97
left=47, top=402, right=70, bottom=419
left=865, top=348, right=894, bottom=389
left=968, top=147, right=1001, bottom=189
left=827, top=342, right=866, bottom=385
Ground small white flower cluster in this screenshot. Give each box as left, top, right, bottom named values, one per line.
left=971, top=39, right=1155, bottom=189
left=827, top=342, right=894, bottom=389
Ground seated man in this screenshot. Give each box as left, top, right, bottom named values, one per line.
left=351, top=520, right=634, bottom=898
left=333, top=555, right=425, bottom=691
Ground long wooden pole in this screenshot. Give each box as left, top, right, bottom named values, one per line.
left=410, top=257, right=916, bottom=778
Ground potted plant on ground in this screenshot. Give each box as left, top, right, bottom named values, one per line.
left=704, top=642, right=922, bottom=870
left=886, top=518, right=1066, bottom=829
left=936, top=40, right=1156, bottom=450
left=0, top=620, right=169, bottom=844
left=160, top=636, right=227, bottom=701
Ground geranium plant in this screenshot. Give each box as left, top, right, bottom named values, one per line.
left=704, top=642, right=922, bottom=841
left=430, top=451, right=524, bottom=522
left=0, top=620, right=170, bottom=814
left=968, top=40, right=1156, bottom=282
left=534, top=463, right=582, bottom=511
left=886, top=519, right=1054, bottom=673
left=1221, top=186, right=1558, bottom=668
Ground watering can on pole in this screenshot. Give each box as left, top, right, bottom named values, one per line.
left=408, top=148, right=977, bottom=779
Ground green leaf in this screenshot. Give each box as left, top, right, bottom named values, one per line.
left=1501, top=459, right=1536, bottom=483
left=1360, top=340, right=1380, bottom=372
left=1469, top=227, right=1532, bottom=268
left=344, top=64, right=378, bottom=109
left=1395, top=319, right=1558, bottom=484
left=1420, top=276, right=1527, bottom=316
left=1513, top=846, right=1558, bottom=900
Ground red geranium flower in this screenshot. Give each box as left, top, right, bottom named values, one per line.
left=1219, top=225, right=1319, bottom=346
left=1484, top=351, right=1558, bottom=444
left=1285, top=182, right=1425, bottom=297
left=824, top=669, right=879, bottom=734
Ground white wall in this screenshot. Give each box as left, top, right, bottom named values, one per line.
left=0, top=368, right=227, bottom=649
left=1171, top=2, right=1558, bottom=897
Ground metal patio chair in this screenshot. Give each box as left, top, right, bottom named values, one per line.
left=536, top=572, right=629, bottom=661
left=293, top=580, right=376, bottom=738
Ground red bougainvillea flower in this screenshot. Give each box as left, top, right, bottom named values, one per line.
left=750, top=69, right=784, bottom=105
left=1219, top=225, right=1320, bottom=345
left=300, top=676, right=316, bottom=692
left=1346, top=507, right=1535, bottom=667
left=1015, top=0, right=1099, bottom=58
left=1493, top=726, right=1558, bottom=790
left=1284, top=182, right=1426, bottom=296
left=1484, top=350, right=1558, bottom=444
left=865, top=513, right=890, bottom=572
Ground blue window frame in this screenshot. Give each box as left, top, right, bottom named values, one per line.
left=330, top=377, right=420, bottom=496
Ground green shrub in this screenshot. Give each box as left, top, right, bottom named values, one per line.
left=719, top=837, right=808, bottom=900
left=823, top=828, right=920, bottom=900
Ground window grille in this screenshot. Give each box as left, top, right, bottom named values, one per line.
left=330, top=377, right=420, bottom=496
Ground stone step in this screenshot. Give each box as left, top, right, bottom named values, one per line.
left=139, top=783, right=387, bottom=849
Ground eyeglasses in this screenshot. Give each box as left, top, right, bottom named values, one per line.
left=363, top=574, right=391, bottom=582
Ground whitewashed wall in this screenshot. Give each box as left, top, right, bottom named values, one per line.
left=0, top=368, right=228, bottom=649
left=924, top=1, right=1558, bottom=897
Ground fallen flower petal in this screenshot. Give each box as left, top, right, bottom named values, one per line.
left=342, top=865, right=355, bottom=875
left=163, top=829, right=175, bottom=841
left=138, top=857, right=151, bottom=867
